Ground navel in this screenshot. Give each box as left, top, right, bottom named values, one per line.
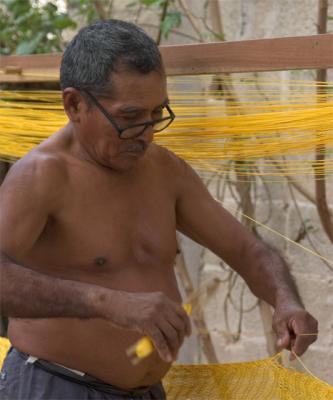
left=94, top=256, right=108, bottom=266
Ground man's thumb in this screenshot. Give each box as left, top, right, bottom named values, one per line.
left=276, top=331, right=290, bottom=349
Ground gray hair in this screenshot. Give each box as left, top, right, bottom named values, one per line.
left=60, top=19, right=163, bottom=95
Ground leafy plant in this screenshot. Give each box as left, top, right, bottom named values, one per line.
left=160, top=9, right=182, bottom=38
left=128, top=0, right=183, bottom=41
left=67, top=0, right=114, bottom=24
left=0, top=0, right=77, bottom=55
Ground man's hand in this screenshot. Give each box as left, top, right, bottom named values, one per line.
left=102, top=290, right=192, bottom=363
left=272, top=302, right=318, bottom=360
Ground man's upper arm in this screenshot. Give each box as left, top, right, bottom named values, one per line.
left=0, top=155, right=65, bottom=260
left=175, top=158, right=257, bottom=270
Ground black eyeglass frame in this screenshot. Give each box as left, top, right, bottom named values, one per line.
left=81, top=89, right=175, bottom=139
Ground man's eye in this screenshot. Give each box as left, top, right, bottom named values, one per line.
left=121, top=115, right=139, bottom=123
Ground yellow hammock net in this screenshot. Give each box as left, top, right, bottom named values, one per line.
left=0, top=337, right=333, bottom=399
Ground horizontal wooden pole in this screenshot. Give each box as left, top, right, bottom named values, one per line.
left=0, top=34, right=332, bottom=83
left=0, top=53, right=60, bottom=82
left=161, top=34, right=333, bottom=75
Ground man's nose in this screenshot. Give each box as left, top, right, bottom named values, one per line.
left=139, top=124, right=154, bottom=143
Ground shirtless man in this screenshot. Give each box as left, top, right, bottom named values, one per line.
left=0, top=20, right=318, bottom=400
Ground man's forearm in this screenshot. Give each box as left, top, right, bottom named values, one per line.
left=241, top=241, right=319, bottom=358
left=0, top=256, right=111, bottom=319
left=241, top=241, right=303, bottom=308
left=0, top=255, right=194, bottom=362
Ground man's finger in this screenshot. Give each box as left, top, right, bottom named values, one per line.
left=150, top=327, right=173, bottom=363
left=158, top=319, right=181, bottom=360
left=274, top=320, right=291, bottom=350
left=184, top=312, right=192, bottom=337
left=170, top=301, right=192, bottom=337
left=290, top=319, right=318, bottom=358
left=165, top=311, right=186, bottom=347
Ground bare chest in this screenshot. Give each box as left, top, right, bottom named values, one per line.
left=28, top=165, right=178, bottom=283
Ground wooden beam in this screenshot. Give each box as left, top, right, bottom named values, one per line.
left=161, top=34, right=333, bottom=75
left=0, top=53, right=61, bottom=83
left=0, top=34, right=332, bottom=83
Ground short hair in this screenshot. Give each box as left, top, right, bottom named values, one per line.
left=60, top=19, right=163, bottom=95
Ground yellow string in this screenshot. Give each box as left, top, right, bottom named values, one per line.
left=291, top=351, right=324, bottom=383
left=218, top=200, right=333, bottom=267
left=297, top=333, right=318, bottom=336
left=1, top=76, right=333, bottom=176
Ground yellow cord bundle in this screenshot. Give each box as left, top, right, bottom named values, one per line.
left=0, top=76, right=332, bottom=177
left=163, top=353, right=333, bottom=400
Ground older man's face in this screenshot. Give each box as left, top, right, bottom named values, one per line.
left=79, top=70, right=168, bottom=172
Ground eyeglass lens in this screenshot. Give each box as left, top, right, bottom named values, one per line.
left=120, top=107, right=173, bottom=139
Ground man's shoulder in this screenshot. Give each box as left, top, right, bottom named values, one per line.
left=150, top=144, right=189, bottom=173
left=2, top=147, right=68, bottom=195
left=150, top=144, right=206, bottom=198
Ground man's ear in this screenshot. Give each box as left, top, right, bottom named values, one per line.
left=62, top=88, right=86, bottom=123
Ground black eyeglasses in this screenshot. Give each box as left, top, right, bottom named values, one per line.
left=82, top=89, right=175, bottom=139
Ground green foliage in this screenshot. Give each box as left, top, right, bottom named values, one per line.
left=137, top=0, right=176, bottom=8
left=160, top=10, right=182, bottom=38
left=66, top=0, right=113, bottom=24
left=0, top=0, right=76, bottom=55
left=128, top=0, right=182, bottom=40
left=1, top=0, right=223, bottom=56
left=139, top=0, right=165, bottom=6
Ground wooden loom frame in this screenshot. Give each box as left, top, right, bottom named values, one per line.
left=0, top=33, right=332, bottom=82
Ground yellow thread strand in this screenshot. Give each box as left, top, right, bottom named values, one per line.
left=298, top=333, right=318, bottom=336
left=291, top=350, right=325, bottom=383
left=218, top=200, right=333, bottom=267
left=1, top=76, right=333, bottom=177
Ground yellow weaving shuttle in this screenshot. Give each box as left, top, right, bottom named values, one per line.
left=126, top=303, right=192, bottom=365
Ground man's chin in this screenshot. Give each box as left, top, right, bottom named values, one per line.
left=104, top=154, right=144, bottom=172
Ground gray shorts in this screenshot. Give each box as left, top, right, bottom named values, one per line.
left=0, top=347, right=166, bottom=400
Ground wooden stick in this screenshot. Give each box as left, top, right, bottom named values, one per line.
left=1, top=34, right=333, bottom=82
left=314, top=0, right=333, bottom=244
left=174, top=242, right=219, bottom=364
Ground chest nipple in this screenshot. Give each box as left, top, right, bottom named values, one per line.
left=94, top=257, right=108, bottom=266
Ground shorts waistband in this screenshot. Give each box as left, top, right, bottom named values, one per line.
left=13, top=347, right=158, bottom=396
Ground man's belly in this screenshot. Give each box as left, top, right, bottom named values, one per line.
left=9, top=317, right=173, bottom=389
left=9, top=245, right=182, bottom=389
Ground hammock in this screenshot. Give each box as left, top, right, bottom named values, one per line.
left=0, top=337, right=332, bottom=399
